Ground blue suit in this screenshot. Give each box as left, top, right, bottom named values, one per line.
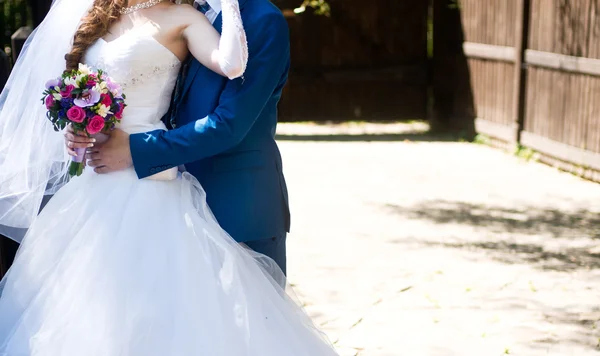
left=129, top=0, right=291, bottom=271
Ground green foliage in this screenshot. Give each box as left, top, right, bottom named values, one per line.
left=0, top=0, right=32, bottom=51
left=473, top=134, right=490, bottom=145
left=513, top=145, right=537, bottom=161
left=448, top=0, right=461, bottom=9
left=295, top=0, right=330, bottom=16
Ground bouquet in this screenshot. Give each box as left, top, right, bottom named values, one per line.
left=42, top=64, right=126, bottom=177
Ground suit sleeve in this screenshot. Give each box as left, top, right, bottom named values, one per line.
left=129, top=13, right=290, bottom=179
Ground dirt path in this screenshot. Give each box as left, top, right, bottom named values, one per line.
left=278, top=123, right=600, bottom=356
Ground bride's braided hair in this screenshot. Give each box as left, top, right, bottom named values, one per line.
left=64, top=0, right=127, bottom=71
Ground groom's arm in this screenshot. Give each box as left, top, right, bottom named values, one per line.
left=129, top=13, right=290, bottom=179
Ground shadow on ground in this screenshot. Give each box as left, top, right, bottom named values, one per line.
left=498, top=299, right=600, bottom=352
left=385, top=200, right=600, bottom=353
left=386, top=200, right=600, bottom=272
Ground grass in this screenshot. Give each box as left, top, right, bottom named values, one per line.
left=473, top=134, right=490, bottom=145
left=513, top=145, right=538, bottom=161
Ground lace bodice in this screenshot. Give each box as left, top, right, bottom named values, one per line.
left=84, top=27, right=181, bottom=134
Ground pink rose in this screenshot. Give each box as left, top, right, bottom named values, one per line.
left=66, top=106, right=86, bottom=123
left=115, top=103, right=124, bottom=120
left=60, top=84, right=75, bottom=98
left=45, top=95, right=55, bottom=109
left=100, top=94, right=112, bottom=107
left=86, top=115, right=105, bottom=135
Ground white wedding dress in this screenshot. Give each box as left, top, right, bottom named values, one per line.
left=0, top=26, right=337, bottom=356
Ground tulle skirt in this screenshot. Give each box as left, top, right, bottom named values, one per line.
left=0, top=168, right=337, bottom=356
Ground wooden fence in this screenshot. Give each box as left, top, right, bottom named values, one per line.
left=459, top=0, right=600, bottom=176
left=278, top=0, right=430, bottom=121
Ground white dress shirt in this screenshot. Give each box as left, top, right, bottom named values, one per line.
left=195, top=0, right=222, bottom=24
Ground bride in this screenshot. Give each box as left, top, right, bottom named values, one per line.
left=0, top=0, right=338, bottom=355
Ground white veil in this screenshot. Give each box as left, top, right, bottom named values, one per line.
left=0, top=0, right=94, bottom=242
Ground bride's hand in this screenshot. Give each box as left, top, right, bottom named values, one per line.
left=64, top=125, right=95, bottom=157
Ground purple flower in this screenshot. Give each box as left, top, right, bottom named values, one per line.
left=45, top=78, right=61, bottom=89
left=73, top=90, right=101, bottom=107
left=105, top=77, right=122, bottom=98
left=60, top=98, right=74, bottom=109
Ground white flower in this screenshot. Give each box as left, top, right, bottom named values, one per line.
left=52, top=93, right=62, bottom=101
left=64, top=77, right=79, bottom=88
left=94, top=82, right=108, bottom=94
left=78, top=64, right=91, bottom=75
left=96, top=104, right=110, bottom=118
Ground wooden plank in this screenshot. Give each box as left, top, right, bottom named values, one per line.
left=492, top=0, right=502, bottom=122
left=524, top=1, right=540, bottom=135
left=577, top=0, right=592, bottom=149
left=475, top=117, right=518, bottom=142
left=512, top=0, right=529, bottom=143
left=527, top=0, right=537, bottom=50
left=524, top=67, right=537, bottom=133
left=490, top=48, right=498, bottom=123
left=525, top=49, right=600, bottom=76
left=320, top=65, right=428, bottom=82
left=482, top=59, right=489, bottom=122
left=471, top=59, right=480, bottom=119
left=463, top=42, right=516, bottom=62
left=581, top=74, right=592, bottom=150
left=550, top=70, right=566, bottom=143
left=588, top=75, right=600, bottom=153
left=289, top=65, right=428, bottom=83
left=590, top=0, right=600, bottom=59
left=521, top=131, right=600, bottom=170
left=549, top=0, right=558, bottom=54
left=564, top=72, right=579, bottom=147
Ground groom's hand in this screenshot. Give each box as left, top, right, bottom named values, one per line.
left=87, top=129, right=133, bottom=174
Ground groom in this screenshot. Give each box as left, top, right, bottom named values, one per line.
left=67, top=0, right=291, bottom=273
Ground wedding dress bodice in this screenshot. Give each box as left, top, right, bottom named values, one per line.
left=84, top=26, right=181, bottom=135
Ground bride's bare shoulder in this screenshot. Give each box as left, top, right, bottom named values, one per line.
left=164, top=3, right=211, bottom=31
left=167, top=2, right=204, bottom=18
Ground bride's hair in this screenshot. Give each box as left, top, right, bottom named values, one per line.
left=64, top=0, right=127, bottom=71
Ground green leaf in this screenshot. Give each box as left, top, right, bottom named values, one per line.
left=297, top=0, right=330, bottom=16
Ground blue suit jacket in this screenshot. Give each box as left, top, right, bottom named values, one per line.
left=129, top=0, right=291, bottom=242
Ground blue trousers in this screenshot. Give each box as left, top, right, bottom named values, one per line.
left=244, top=233, right=287, bottom=276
